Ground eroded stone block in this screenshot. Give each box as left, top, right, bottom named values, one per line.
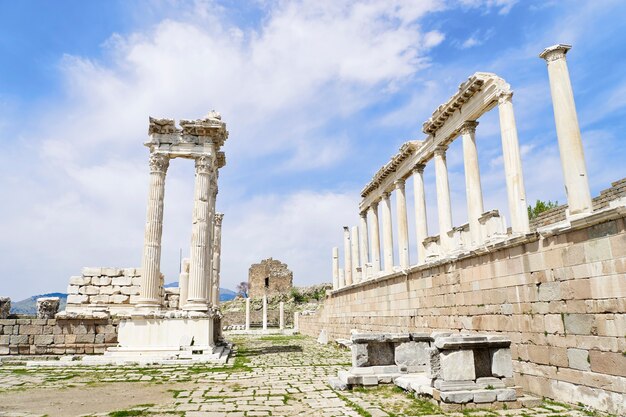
left=473, top=390, right=497, bottom=403
left=567, top=348, right=590, bottom=371
left=440, top=390, right=473, bottom=404
left=352, top=343, right=368, bottom=367
left=395, top=341, right=428, bottom=368
left=490, top=348, right=513, bottom=378
left=426, top=347, right=441, bottom=379
left=440, top=350, right=475, bottom=381
left=563, top=313, right=596, bottom=335
left=36, top=297, right=60, bottom=319
left=0, top=297, right=10, bottom=319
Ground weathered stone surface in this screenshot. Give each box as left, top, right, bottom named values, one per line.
left=473, top=389, right=497, bottom=403
left=352, top=333, right=410, bottom=343
left=36, top=297, right=60, bottom=319
left=395, top=341, right=428, bottom=368
left=563, top=313, right=596, bottom=335
left=434, top=380, right=476, bottom=391
left=248, top=258, right=293, bottom=298
left=567, top=348, right=590, bottom=371
left=490, top=348, right=513, bottom=378
left=440, top=390, right=473, bottom=404
left=80, top=286, right=100, bottom=295
left=473, top=348, right=492, bottom=378
left=91, top=276, right=112, bottom=286
left=328, top=376, right=348, bottom=390
left=496, top=388, right=517, bottom=401
left=81, top=267, right=102, bottom=276
left=426, top=347, right=441, bottom=379
left=440, top=350, right=475, bottom=381
left=317, top=329, right=328, bottom=345
left=0, top=297, right=10, bottom=319
left=476, top=377, right=505, bottom=389
left=367, top=342, right=395, bottom=366
left=589, top=350, right=626, bottom=377
left=352, top=343, right=368, bottom=367
left=67, top=294, right=88, bottom=304
left=111, top=276, right=132, bottom=286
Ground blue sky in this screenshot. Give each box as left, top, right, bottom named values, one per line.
left=1, top=0, right=625, bottom=300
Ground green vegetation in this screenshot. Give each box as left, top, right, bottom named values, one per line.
left=335, top=391, right=372, bottom=417
left=259, top=334, right=305, bottom=342
left=108, top=410, right=147, bottom=417
left=528, top=199, right=559, bottom=220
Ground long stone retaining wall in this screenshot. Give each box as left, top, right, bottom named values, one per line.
left=299, top=208, right=626, bottom=415
left=0, top=318, right=119, bottom=355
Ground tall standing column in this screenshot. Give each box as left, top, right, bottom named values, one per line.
left=211, top=213, right=223, bottom=306
left=262, top=294, right=268, bottom=331
left=461, top=121, right=485, bottom=245
left=359, top=212, right=369, bottom=280
left=332, top=247, right=339, bottom=289
left=434, top=146, right=453, bottom=251
left=185, top=156, right=214, bottom=311
left=279, top=301, right=285, bottom=330
left=381, top=192, right=394, bottom=272
left=205, top=184, right=217, bottom=306
left=369, top=202, right=381, bottom=273
left=412, top=164, right=428, bottom=264
left=540, top=44, right=592, bottom=215
left=395, top=179, right=410, bottom=268
left=497, top=92, right=530, bottom=233
left=343, top=227, right=353, bottom=285
left=350, top=226, right=360, bottom=283
left=179, top=258, right=190, bottom=309
left=137, top=153, right=170, bottom=310
left=245, top=297, right=251, bottom=330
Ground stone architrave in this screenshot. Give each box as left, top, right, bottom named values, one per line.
left=245, top=297, right=251, bottom=330
left=279, top=301, right=285, bottom=330
left=211, top=213, right=223, bottom=306
left=412, top=164, right=428, bottom=264
left=185, top=156, right=215, bottom=311
left=332, top=247, right=340, bottom=289
left=137, top=153, right=170, bottom=310
left=369, top=202, right=381, bottom=273
left=37, top=297, right=60, bottom=319
left=262, top=294, right=268, bottom=330
left=395, top=179, right=410, bottom=268
left=434, top=146, right=453, bottom=252
left=343, top=227, right=353, bottom=285
left=381, top=192, right=394, bottom=272
left=540, top=44, right=592, bottom=215
left=461, top=121, right=484, bottom=246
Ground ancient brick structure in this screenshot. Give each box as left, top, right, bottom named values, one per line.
left=248, top=258, right=293, bottom=298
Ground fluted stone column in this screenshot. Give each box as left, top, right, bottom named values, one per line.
left=369, top=202, right=381, bottom=273
left=497, top=92, right=530, bottom=233
left=395, top=179, right=410, bottom=268
left=206, top=185, right=218, bottom=306
left=179, top=258, right=190, bottom=309
left=412, top=164, right=428, bottom=264
left=185, top=156, right=214, bottom=311
left=381, top=192, right=394, bottom=272
left=434, top=146, right=453, bottom=251
left=350, top=226, right=360, bottom=283
left=332, top=247, right=339, bottom=289
left=461, top=121, right=484, bottom=246
left=211, top=213, right=223, bottom=306
left=343, top=227, right=353, bottom=285
left=245, top=297, right=251, bottom=330
left=279, top=301, right=285, bottom=330
left=137, top=153, right=170, bottom=310
left=540, top=44, right=592, bottom=215
left=359, top=212, right=369, bottom=280
left=262, top=295, right=268, bottom=331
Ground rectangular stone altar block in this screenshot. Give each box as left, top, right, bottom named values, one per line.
left=440, top=350, right=476, bottom=381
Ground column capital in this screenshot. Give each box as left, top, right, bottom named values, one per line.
left=148, top=153, right=170, bottom=173
left=382, top=191, right=391, bottom=200
left=497, top=90, right=514, bottom=104
left=394, top=178, right=406, bottom=189
left=434, top=145, right=448, bottom=157
left=539, top=43, right=571, bottom=62
left=195, top=155, right=213, bottom=174
left=359, top=211, right=368, bottom=219
left=215, top=213, right=224, bottom=226
left=459, top=120, right=479, bottom=135
left=412, top=163, right=426, bottom=174
left=343, top=226, right=350, bottom=233
left=370, top=200, right=379, bottom=211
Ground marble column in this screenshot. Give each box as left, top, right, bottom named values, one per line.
left=279, top=301, right=285, bottom=330
left=412, top=164, right=428, bottom=264
left=245, top=297, right=251, bottom=330
left=185, top=156, right=214, bottom=311
left=461, top=121, right=484, bottom=246
left=343, top=227, right=353, bottom=285
left=434, top=146, right=453, bottom=251
left=350, top=226, right=360, bottom=283
left=211, top=213, right=223, bottom=306
left=497, top=92, right=530, bottom=233
left=262, top=294, right=268, bottom=330
left=381, top=192, right=394, bottom=272
left=395, top=179, right=410, bottom=268
left=332, top=247, right=339, bottom=289
left=206, top=184, right=218, bottom=306
left=179, top=258, right=190, bottom=309
left=540, top=44, right=592, bottom=215
left=359, top=212, right=369, bottom=280
left=369, top=202, right=381, bottom=273
left=137, top=153, right=170, bottom=310
left=294, top=312, right=300, bottom=332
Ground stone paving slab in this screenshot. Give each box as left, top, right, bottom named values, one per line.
left=0, top=333, right=615, bottom=417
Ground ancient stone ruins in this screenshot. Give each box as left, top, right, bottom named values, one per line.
left=0, top=43, right=624, bottom=416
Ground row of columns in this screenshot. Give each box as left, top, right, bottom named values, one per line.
left=332, top=44, right=592, bottom=289
left=244, top=297, right=285, bottom=330
left=137, top=152, right=223, bottom=312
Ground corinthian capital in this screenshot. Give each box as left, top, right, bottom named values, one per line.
left=459, top=121, right=479, bottom=136
left=539, top=44, right=571, bottom=63
left=148, top=153, right=170, bottom=173
left=215, top=213, right=224, bottom=226
left=497, top=90, right=513, bottom=105
left=195, top=155, right=213, bottom=175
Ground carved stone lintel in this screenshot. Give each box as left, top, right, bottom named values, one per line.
left=195, top=155, right=213, bottom=175
left=459, top=120, right=479, bottom=136
left=148, top=117, right=177, bottom=135
left=149, top=153, right=170, bottom=173
left=539, top=44, right=571, bottom=62
left=497, top=91, right=513, bottom=105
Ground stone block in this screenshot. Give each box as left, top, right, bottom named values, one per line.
left=99, top=286, right=115, bottom=295
left=68, top=275, right=88, bottom=285
left=75, top=334, right=95, bottom=343
left=123, top=268, right=137, bottom=276
left=91, top=276, right=112, bottom=286
left=352, top=343, right=368, bottom=367
left=109, top=294, right=129, bottom=304
left=328, top=376, right=348, bottom=390
left=496, top=388, right=517, bottom=401
left=19, top=325, right=43, bottom=335
left=79, top=286, right=100, bottom=295
left=10, top=334, right=29, bottom=344
left=567, top=348, right=590, bottom=371
left=361, top=375, right=378, bottom=386
left=434, top=380, right=477, bottom=391
left=131, top=277, right=142, bottom=286
left=0, top=335, right=9, bottom=344
left=102, top=268, right=122, bottom=276
left=0, top=345, right=9, bottom=355
left=476, top=377, right=505, bottom=389
left=473, top=390, right=497, bottom=403
left=66, top=285, right=79, bottom=294
left=426, top=347, right=441, bottom=379
left=67, top=294, right=88, bottom=304
left=490, top=348, right=513, bottom=378
left=538, top=282, right=561, bottom=301
left=395, top=341, right=428, bottom=368
left=589, top=350, right=626, bottom=377
left=441, top=350, right=475, bottom=381
left=90, top=295, right=110, bottom=304
left=111, top=276, right=132, bottom=286
left=81, top=267, right=102, bottom=276
left=0, top=297, right=9, bottom=319
left=563, top=313, right=596, bottom=335
left=33, top=334, right=54, bottom=345
left=119, top=286, right=133, bottom=295
left=36, top=297, right=60, bottom=319
left=440, top=390, right=473, bottom=404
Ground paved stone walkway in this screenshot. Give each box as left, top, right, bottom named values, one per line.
left=0, top=334, right=611, bottom=417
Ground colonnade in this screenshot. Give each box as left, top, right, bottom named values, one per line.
left=332, top=44, right=593, bottom=289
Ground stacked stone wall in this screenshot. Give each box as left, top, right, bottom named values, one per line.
left=248, top=258, right=293, bottom=298
left=0, top=318, right=119, bottom=355
left=299, top=214, right=626, bottom=415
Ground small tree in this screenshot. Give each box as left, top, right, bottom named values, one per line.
left=528, top=199, right=559, bottom=220
left=236, top=281, right=249, bottom=298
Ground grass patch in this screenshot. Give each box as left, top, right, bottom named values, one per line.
left=258, top=334, right=305, bottom=342
left=10, top=369, right=30, bottom=375
left=108, top=410, right=147, bottom=417
left=544, top=398, right=571, bottom=409
left=335, top=391, right=372, bottom=417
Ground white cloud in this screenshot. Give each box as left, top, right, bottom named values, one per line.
left=458, top=0, right=518, bottom=15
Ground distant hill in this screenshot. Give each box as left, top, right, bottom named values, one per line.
left=10, top=293, right=68, bottom=315
left=164, top=282, right=237, bottom=302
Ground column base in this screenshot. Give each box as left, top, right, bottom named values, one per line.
left=183, top=299, right=210, bottom=312
left=134, top=298, right=162, bottom=313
